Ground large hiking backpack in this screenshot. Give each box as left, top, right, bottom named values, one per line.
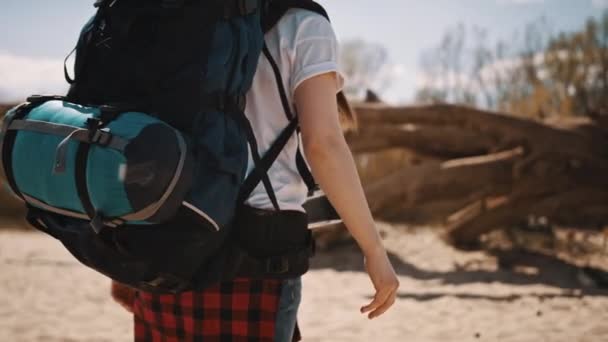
left=0, top=0, right=335, bottom=293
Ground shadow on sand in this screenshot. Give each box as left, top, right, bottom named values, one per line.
left=310, top=242, right=608, bottom=299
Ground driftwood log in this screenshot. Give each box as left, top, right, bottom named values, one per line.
left=350, top=103, right=608, bottom=248
left=1, top=102, right=607, bottom=248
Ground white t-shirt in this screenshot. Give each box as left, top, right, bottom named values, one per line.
left=244, top=8, right=344, bottom=212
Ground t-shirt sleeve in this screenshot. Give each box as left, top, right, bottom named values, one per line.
left=289, top=12, right=345, bottom=96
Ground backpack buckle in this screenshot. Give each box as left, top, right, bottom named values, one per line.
left=85, top=117, right=113, bottom=147
left=86, top=117, right=102, bottom=131
left=90, top=130, right=113, bottom=147
left=90, top=212, right=107, bottom=234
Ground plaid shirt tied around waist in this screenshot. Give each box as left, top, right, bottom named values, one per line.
left=133, top=277, right=283, bottom=342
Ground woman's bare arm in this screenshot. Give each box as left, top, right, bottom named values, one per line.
left=295, top=73, right=399, bottom=319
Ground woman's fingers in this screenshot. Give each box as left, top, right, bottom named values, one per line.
left=360, top=286, right=394, bottom=316
left=360, top=293, right=384, bottom=314
left=368, top=289, right=397, bottom=319
left=360, top=288, right=388, bottom=313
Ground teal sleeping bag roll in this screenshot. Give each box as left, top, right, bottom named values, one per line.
left=1, top=98, right=193, bottom=228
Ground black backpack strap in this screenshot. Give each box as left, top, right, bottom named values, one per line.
left=238, top=114, right=299, bottom=203
left=261, top=44, right=317, bottom=194
left=238, top=43, right=313, bottom=203
left=239, top=1, right=330, bottom=203
left=261, top=0, right=330, bottom=194
left=234, top=110, right=282, bottom=211
left=296, top=148, right=316, bottom=194
left=74, top=116, right=127, bottom=233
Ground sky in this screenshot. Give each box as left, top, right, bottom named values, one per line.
left=0, top=0, right=605, bottom=103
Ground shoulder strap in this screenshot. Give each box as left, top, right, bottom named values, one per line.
left=260, top=0, right=330, bottom=195
left=263, top=0, right=330, bottom=34
left=238, top=44, right=304, bottom=204
left=241, top=0, right=331, bottom=203
left=262, top=43, right=317, bottom=193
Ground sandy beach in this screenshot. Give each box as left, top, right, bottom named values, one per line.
left=1, top=224, right=607, bottom=342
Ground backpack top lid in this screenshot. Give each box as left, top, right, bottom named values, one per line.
left=262, top=0, right=329, bottom=34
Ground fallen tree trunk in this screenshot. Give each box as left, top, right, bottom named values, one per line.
left=350, top=103, right=608, bottom=248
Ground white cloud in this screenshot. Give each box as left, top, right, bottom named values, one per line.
left=592, top=0, right=608, bottom=8
left=0, top=52, right=68, bottom=103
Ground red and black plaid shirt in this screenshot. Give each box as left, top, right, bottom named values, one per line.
left=133, top=277, right=285, bottom=341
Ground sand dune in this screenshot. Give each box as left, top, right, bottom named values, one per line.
left=1, top=224, right=607, bottom=342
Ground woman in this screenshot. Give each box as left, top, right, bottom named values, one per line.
left=112, top=5, right=399, bottom=341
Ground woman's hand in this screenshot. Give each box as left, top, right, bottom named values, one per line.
left=111, top=280, right=136, bottom=313
left=361, top=246, right=400, bottom=319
